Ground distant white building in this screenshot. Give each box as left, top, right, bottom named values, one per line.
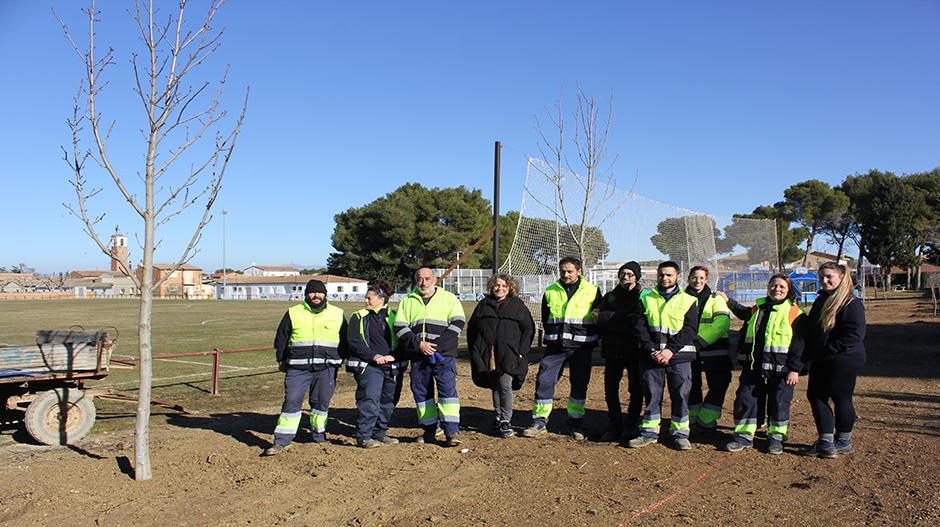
left=242, top=265, right=301, bottom=277
left=216, top=273, right=368, bottom=300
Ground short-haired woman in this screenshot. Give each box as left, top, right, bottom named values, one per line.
left=467, top=273, right=535, bottom=438
left=805, top=262, right=866, bottom=458
left=346, top=283, right=402, bottom=448
left=720, top=274, right=807, bottom=454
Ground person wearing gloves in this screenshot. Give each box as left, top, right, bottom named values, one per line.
left=685, top=266, right=732, bottom=437
left=263, top=279, right=348, bottom=456
left=394, top=267, right=466, bottom=446
left=720, top=274, right=807, bottom=455
left=628, top=261, right=699, bottom=451
left=467, top=273, right=535, bottom=438
left=346, top=283, right=402, bottom=449
left=804, top=262, right=866, bottom=458
left=593, top=261, right=646, bottom=441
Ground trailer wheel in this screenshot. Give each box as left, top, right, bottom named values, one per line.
left=24, top=388, right=96, bottom=446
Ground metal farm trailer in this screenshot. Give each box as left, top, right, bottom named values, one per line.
left=1, top=330, right=115, bottom=446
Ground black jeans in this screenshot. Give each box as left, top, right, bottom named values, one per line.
left=807, top=353, right=865, bottom=437
left=603, top=352, right=643, bottom=432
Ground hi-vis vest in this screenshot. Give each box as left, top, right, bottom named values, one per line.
left=543, top=278, right=599, bottom=347
left=346, top=307, right=400, bottom=371
left=286, top=302, right=344, bottom=367
left=394, top=287, right=465, bottom=353
left=741, top=297, right=803, bottom=374
left=696, top=294, right=731, bottom=358
left=640, top=288, right=698, bottom=358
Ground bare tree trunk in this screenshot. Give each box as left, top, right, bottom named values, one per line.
left=801, top=229, right=815, bottom=267
left=135, top=259, right=153, bottom=480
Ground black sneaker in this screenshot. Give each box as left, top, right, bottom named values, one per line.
left=498, top=421, right=514, bottom=438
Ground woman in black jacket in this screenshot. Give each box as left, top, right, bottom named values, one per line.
left=805, top=262, right=866, bottom=458
left=467, top=273, right=535, bottom=438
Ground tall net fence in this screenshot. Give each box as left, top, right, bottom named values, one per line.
left=497, top=157, right=778, bottom=308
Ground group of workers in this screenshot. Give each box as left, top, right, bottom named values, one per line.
left=262, top=257, right=865, bottom=459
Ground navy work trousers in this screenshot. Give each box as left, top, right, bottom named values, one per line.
left=273, top=366, right=337, bottom=446
left=410, top=355, right=460, bottom=436
left=353, top=364, right=401, bottom=442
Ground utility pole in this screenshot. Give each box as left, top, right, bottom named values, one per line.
left=455, top=251, right=462, bottom=296
left=221, top=209, right=228, bottom=300
left=493, top=140, right=501, bottom=275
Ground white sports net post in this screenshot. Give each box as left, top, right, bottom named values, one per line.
left=498, top=157, right=779, bottom=314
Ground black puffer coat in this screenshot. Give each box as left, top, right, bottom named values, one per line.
left=467, top=295, right=535, bottom=390
left=595, top=284, right=644, bottom=360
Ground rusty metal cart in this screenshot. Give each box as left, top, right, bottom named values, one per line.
left=1, top=330, right=115, bottom=446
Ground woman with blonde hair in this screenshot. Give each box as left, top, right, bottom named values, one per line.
left=467, top=273, right=535, bottom=438
left=720, top=274, right=807, bottom=455
left=805, top=262, right=866, bottom=458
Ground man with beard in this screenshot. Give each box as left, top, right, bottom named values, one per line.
left=263, top=279, right=348, bottom=455
left=628, top=261, right=699, bottom=450
left=522, top=257, right=602, bottom=441
left=395, top=267, right=466, bottom=446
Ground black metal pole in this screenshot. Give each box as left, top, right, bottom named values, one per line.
left=493, top=141, right=501, bottom=275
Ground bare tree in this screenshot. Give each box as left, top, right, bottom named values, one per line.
left=55, top=0, right=247, bottom=481
left=531, top=86, right=622, bottom=267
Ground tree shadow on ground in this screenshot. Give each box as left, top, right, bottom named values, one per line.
left=860, top=321, right=940, bottom=380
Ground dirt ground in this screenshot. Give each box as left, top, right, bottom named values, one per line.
left=1, top=300, right=938, bottom=526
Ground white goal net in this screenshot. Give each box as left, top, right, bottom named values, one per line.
left=500, top=157, right=778, bottom=302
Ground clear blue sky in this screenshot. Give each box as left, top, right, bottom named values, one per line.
left=1, top=1, right=937, bottom=273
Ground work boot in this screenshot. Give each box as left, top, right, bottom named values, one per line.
left=627, top=436, right=658, bottom=449
left=674, top=438, right=692, bottom=451
left=261, top=443, right=290, bottom=457
left=498, top=420, right=514, bottom=438
left=767, top=438, right=784, bottom=455
left=377, top=436, right=400, bottom=445
left=358, top=439, right=382, bottom=449
left=311, top=433, right=328, bottom=444
left=724, top=440, right=750, bottom=453
left=446, top=433, right=463, bottom=447
left=522, top=423, right=547, bottom=438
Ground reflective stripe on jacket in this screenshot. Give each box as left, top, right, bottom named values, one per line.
left=543, top=279, right=599, bottom=347
left=394, top=286, right=465, bottom=356
left=286, top=302, right=345, bottom=366
left=641, top=288, right=699, bottom=359
left=741, top=297, right=803, bottom=374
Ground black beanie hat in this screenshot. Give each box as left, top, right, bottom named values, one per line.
left=305, top=279, right=327, bottom=295
left=619, top=261, right=642, bottom=279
